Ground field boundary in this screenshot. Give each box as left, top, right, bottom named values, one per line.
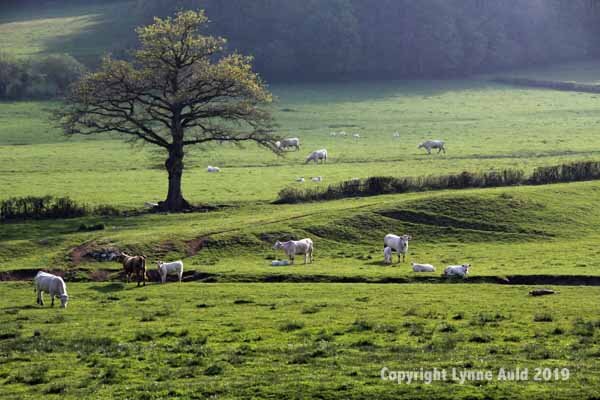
left=276, top=160, right=600, bottom=204
left=492, top=77, right=600, bottom=93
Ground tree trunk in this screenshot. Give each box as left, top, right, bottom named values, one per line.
left=160, top=143, right=190, bottom=211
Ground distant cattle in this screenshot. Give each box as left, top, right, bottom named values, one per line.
left=418, top=140, right=446, bottom=154
left=273, top=239, right=314, bottom=264
left=116, top=252, right=146, bottom=286
left=411, top=262, right=436, bottom=272
left=34, top=271, right=68, bottom=308
left=305, top=149, right=328, bottom=164
left=207, top=166, right=221, bottom=172
left=443, top=264, right=471, bottom=278
left=383, top=234, right=412, bottom=263
left=276, top=137, right=301, bottom=151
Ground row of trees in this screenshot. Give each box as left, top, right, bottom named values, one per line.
left=135, top=0, right=600, bottom=80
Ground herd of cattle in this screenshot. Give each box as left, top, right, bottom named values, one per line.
left=205, top=134, right=447, bottom=173
left=33, top=254, right=184, bottom=308
left=33, top=133, right=454, bottom=309
left=274, top=233, right=470, bottom=276
left=33, top=232, right=470, bottom=308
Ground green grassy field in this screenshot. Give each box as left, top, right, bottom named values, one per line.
left=3, top=3, right=600, bottom=398
left=1, top=283, right=599, bottom=399
left=0, top=1, right=136, bottom=63
left=3, top=79, right=600, bottom=207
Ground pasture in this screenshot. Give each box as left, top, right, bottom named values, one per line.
left=3, top=79, right=600, bottom=206
left=2, top=3, right=600, bottom=398
left=1, top=283, right=599, bottom=399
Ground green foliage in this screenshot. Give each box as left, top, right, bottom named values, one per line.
left=277, top=160, right=600, bottom=203
left=529, top=161, right=600, bottom=185
left=0, top=196, right=121, bottom=221
left=0, top=196, right=86, bottom=221
left=276, top=169, right=526, bottom=203
left=0, top=53, right=85, bottom=99
left=33, top=54, right=86, bottom=95
left=135, top=0, right=600, bottom=80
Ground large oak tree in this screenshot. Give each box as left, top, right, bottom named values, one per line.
left=61, top=10, right=278, bottom=211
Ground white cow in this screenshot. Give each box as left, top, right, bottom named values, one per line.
left=296, top=177, right=305, bottom=183
left=305, top=149, right=328, bottom=164
left=393, top=132, right=400, bottom=138
left=276, top=137, right=300, bottom=151
left=411, top=262, right=436, bottom=272
left=353, top=133, right=361, bottom=139
left=207, top=166, right=221, bottom=172
left=34, top=271, right=68, bottom=308
left=383, top=234, right=412, bottom=263
left=311, top=176, right=322, bottom=182
left=418, top=140, right=446, bottom=154
left=443, top=264, right=471, bottom=278
left=157, top=260, right=184, bottom=283
left=330, top=132, right=337, bottom=137
left=339, top=131, right=347, bottom=137
left=383, top=246, right=393, bottom=264
left=273, top=239, right=314, bottom=264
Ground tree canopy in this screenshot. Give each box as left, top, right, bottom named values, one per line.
left=134, top=0, right=600, bottom=80
left=61, top=10, right=277, bottom=211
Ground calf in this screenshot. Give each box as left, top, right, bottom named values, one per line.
left=157, top=260, right=184, bottom=283
left=383, top=246, right=393, bottom=264
left=411, top=262, right=436, bottom=272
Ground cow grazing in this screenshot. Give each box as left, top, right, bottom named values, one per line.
left=305, top=149, right=328, bottom=164
left=273, top=239, right=314, bottom=264
left=116, top=252, right=146, bottom=286
left=383, top=234, right=412, bottom=263
left=443, top=264, right=471, bottom=278
left=157, top=260, right=184, bottom=283
left=393, top=132, right=400, bottom=138
left=353, top=133, right=361, bottom=139
left=418, top=140, right=446, bottom=154
left=34, top=271, right=68, bottom=308
left=296, top=177, right=305, bottom=183
left=311, top=176, right=322, bottom=182
left=276, top=137, right=300, bottom=151
left=411, top=262, right=436, bottom=272
left=383, top=246, right=393, bottom=264
left=207, top=166, right=220, bottom=172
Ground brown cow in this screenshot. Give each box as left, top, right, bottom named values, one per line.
left=115, top=252, right=146, bottom=286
